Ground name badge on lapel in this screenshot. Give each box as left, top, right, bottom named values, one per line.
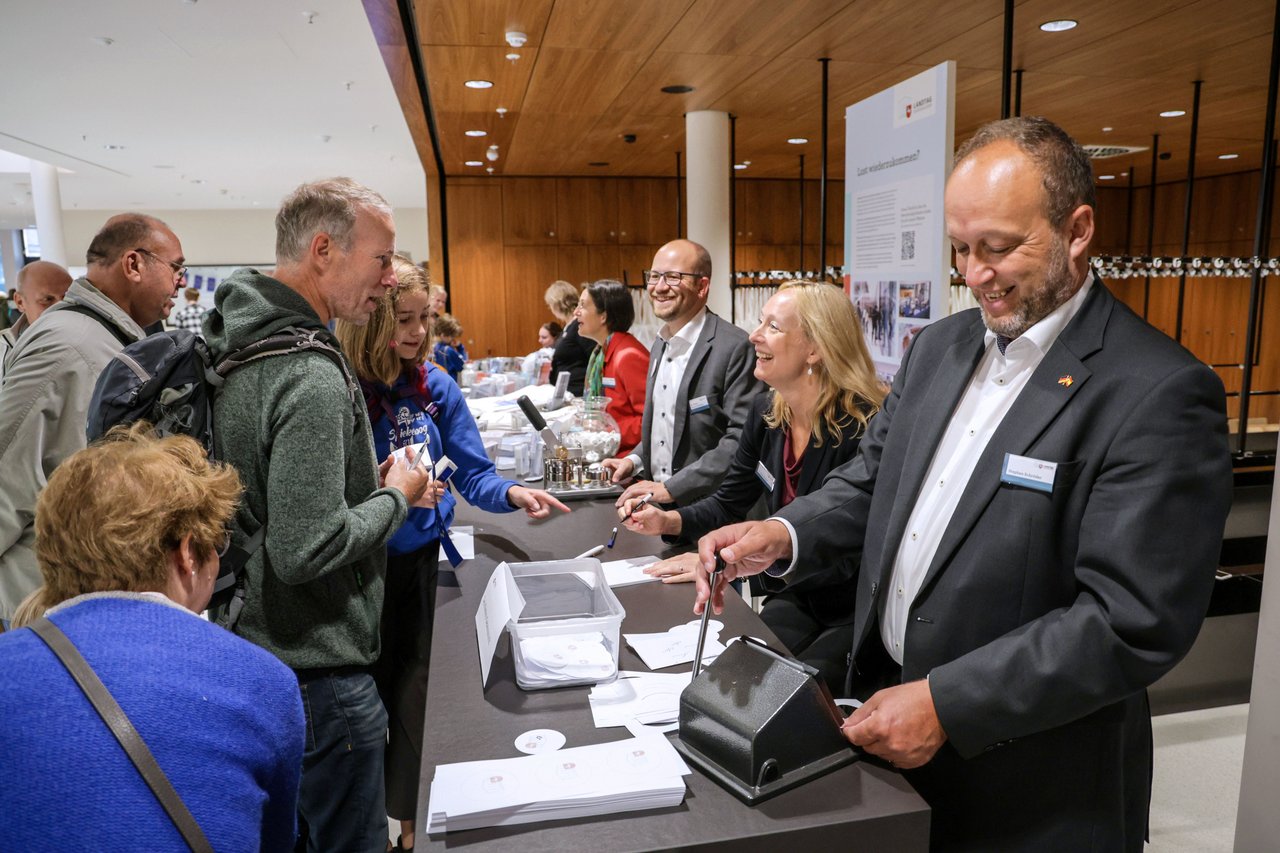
left=689, top=395, right=711, bottom=413
left=756, top=461, right=776, bottom=492
left=1000, top=453, right=1057, bottom=493
left=602, top=376, right=617, bottom=388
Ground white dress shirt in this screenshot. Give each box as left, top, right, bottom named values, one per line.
left=769, top=275, right=1096, bottom=664
left=626, top=308, right=708, bottom=482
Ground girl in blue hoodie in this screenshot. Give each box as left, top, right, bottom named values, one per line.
left=336, top=259, right=568, bottom=851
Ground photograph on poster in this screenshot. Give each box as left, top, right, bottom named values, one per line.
left=898, top=280, right=931, bottom=319
left=895, top=318, right=928, bottom=359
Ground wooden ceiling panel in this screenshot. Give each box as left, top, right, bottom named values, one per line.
left=423, top=45, right=538, bottom=113
left=522, top=47, right=649, bottom=114
left=657, top=0, right=857, bottom=58
left=504, top=112, right=606, bottom=172
left=415, top=0, right=554, bottom=46
left=433, top=109, right=520, bottom=171
left=581, top=112, right=687, bottom=174
left=542, top=0, right=696, bottom=53
left=780, top=0, right=998, bottom=65
left=606, top=52, right=772, bottom=117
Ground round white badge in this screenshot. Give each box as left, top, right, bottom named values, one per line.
left=514, top=728, right=566, bottom=755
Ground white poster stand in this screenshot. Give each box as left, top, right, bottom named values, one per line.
left=843, top=61, right=955, bottom=380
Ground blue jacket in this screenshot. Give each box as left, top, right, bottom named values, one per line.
left=365, top=363, right=518, bottom=555
left=0, top=593, right=304, bottom=852
left=433, top=342, right=467, bottom=381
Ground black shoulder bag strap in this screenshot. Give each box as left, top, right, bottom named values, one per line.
left=29, top=616, right=215, bottom=853
left=59, top=302, right=135, bottom=348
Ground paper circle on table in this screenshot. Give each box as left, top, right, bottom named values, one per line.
left=514, top=728, right=566, bottom=755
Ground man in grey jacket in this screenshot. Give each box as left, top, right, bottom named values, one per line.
left=0, top=215, right=184, bottom=626
left=604, top=239, right=762, bottom=507
left=204, top=178, right=434, bottom=851
left=0, top=260, right=72, bottom=385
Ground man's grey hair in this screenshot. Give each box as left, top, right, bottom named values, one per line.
left=955, top=116, right=1096, bottom=228
left=275, top=177, right=393, bottom=264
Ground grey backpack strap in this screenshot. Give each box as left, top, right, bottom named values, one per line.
left=30, top=617, right=214, bottom=853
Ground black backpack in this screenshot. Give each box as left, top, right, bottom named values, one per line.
left=86, top=324, right=357, bottom=623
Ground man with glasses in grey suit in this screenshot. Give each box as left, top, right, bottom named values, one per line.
left=603, top=239, right=762, bottom=508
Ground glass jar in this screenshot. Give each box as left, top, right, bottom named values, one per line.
left=559, top=395, right=621, bottom=463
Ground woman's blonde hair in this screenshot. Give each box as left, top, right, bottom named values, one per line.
left=544, top=280, right=579, bottom=322
left=764, top=281, right=886, bottom=446
left=19, top=422, right=241, bottom=624
left=336, top=254, right=433, bottom=386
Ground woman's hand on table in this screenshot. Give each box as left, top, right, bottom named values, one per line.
left=618, top=499, right=680, bottom=537
left=507, top=486, right=572, bottom=519
left=643, top=553, right=698, bottom=584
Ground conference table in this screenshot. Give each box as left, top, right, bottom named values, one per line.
left=416, top=497, right=930, bottom=851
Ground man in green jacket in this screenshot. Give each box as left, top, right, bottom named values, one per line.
left=205, top=178, right=434, bottom=851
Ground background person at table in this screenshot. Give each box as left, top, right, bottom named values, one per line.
left=427, top=281, right=447, bottom=319
left=575, top=279, right=648, bottom=457
left=602, top=239, right=762, bottom=507
left=337, top=258, right=569, bottom=851
left=1, top=424, right=304, bottom=852
left=692, top=117, right=1233, bottom=851
left=546, top=279, right=594, bottom=396
left=432, top=313, right=467, bottom=382
left=521, top=320, right=562, bottom=379
left=171, top=285, right=208, bottom=337
left=621, top=282, right=883, bottom=691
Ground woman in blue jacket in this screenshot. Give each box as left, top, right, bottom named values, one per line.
left=337, top=258, right=568, bottom=851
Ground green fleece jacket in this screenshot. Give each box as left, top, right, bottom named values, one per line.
left=205, top=268, right=408, bottom=670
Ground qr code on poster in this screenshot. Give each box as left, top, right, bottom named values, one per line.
left=901, top=230, right=916, bottom=261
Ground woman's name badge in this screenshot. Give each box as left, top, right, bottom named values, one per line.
left=689, top=395, right=711, bottom=413
left=756, top=461, right=776, bottom=492
left=1000, top=453, right=1056, bottom=493
left=602, top=376, right=617, bottom=388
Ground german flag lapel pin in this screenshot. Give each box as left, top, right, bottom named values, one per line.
left=1057, top=375, right=1074, bottom=388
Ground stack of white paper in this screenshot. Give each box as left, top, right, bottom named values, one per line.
left=624, top=619, right=726, bottom=670
left=600, top=556, right=661, bottom=588
left=425, top=732, right=690, bottom=834
left=517, top=632, right=616, bottom=684
left=589, top=671, right=690, bottom=728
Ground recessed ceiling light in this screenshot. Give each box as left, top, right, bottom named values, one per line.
left=465, top=160, right=483, bottom=166
left=1219, top=153, right=1240, bottom=160
left=496, top=107, right=509, bottom=116
left=190, top=179, right=205, bottom=184
left=1099, top=175, right=1115, bottom=180
left=1160, top=110, right=1186, bottom=118
left=1039, top=19, right=1077, bottom=32
left=465, top=80, right=493, bottom=89
left=787, top=137, right=808, bottom=144
left=153, top=164, right=175, bottom=169
left=92, top=36, right=115, bottom=46
left=465, top=130, right=487, bottom=137
left=1120, top=172, right=1128, bottom=177
left=102, top=144, right=125, bottom=150
left=588, top=162, right=609, bottom=167
left=506, top=52, right=521, bottom=61
left=661, top=85, right=695, bottom=94
left=743, top=160, right=752, bottom=165
left=1102, top=126, right=1113, bottom=132
left=734, top=164, right=747, bottom=170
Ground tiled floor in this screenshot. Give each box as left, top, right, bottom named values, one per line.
left=1149, top=703, right=1248, bottom=851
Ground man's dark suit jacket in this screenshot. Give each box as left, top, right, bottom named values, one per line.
left=633, top=311, right=762, bottom=506
left=776, top=281, right=1233, bottom=851
left=676, top=392, right=865, bottom=628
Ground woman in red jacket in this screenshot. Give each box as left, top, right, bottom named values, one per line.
left=575, top=279, right=649, bottom=457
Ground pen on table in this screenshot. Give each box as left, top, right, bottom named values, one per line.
left=607, top=493, right=653, bottom=549
left=575, top=545, right=606, bottom=559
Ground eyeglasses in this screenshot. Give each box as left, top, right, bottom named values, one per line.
left=216, top=530, right=232, bottom=559
left=643, top=269, right=700, bottom=288
left=135, top=247, right=188, bottom=282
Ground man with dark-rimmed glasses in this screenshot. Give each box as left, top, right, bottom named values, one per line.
left=603, top=238, right=762, bottom=509
left=0, top=214, right=186, bottom=627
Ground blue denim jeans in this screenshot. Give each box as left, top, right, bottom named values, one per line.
left=296, top=671, right=388, bottom=853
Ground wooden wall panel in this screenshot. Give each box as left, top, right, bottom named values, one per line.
left=503, top=246, right=561, bottom=355
left=447, top=181, right=507, bottom=358
left=556, top=178, right=618, bottom=244
left=502, top=178, right=559, bottom=245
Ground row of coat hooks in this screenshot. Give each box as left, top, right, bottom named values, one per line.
left=1090, top=255, right=1280, bottom=278
left=732, top=268, right=842, bottom=285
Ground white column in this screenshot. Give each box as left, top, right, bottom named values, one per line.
left=0, top=230, right=21, bottom=294
left=685, top=111, right=731, bottom=319
left=1234, top=469, right=1280, bottom=850
left=30, top=160, right=67, bottom=268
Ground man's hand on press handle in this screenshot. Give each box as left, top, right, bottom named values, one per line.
left=693, top=520, right=793, bottom=615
